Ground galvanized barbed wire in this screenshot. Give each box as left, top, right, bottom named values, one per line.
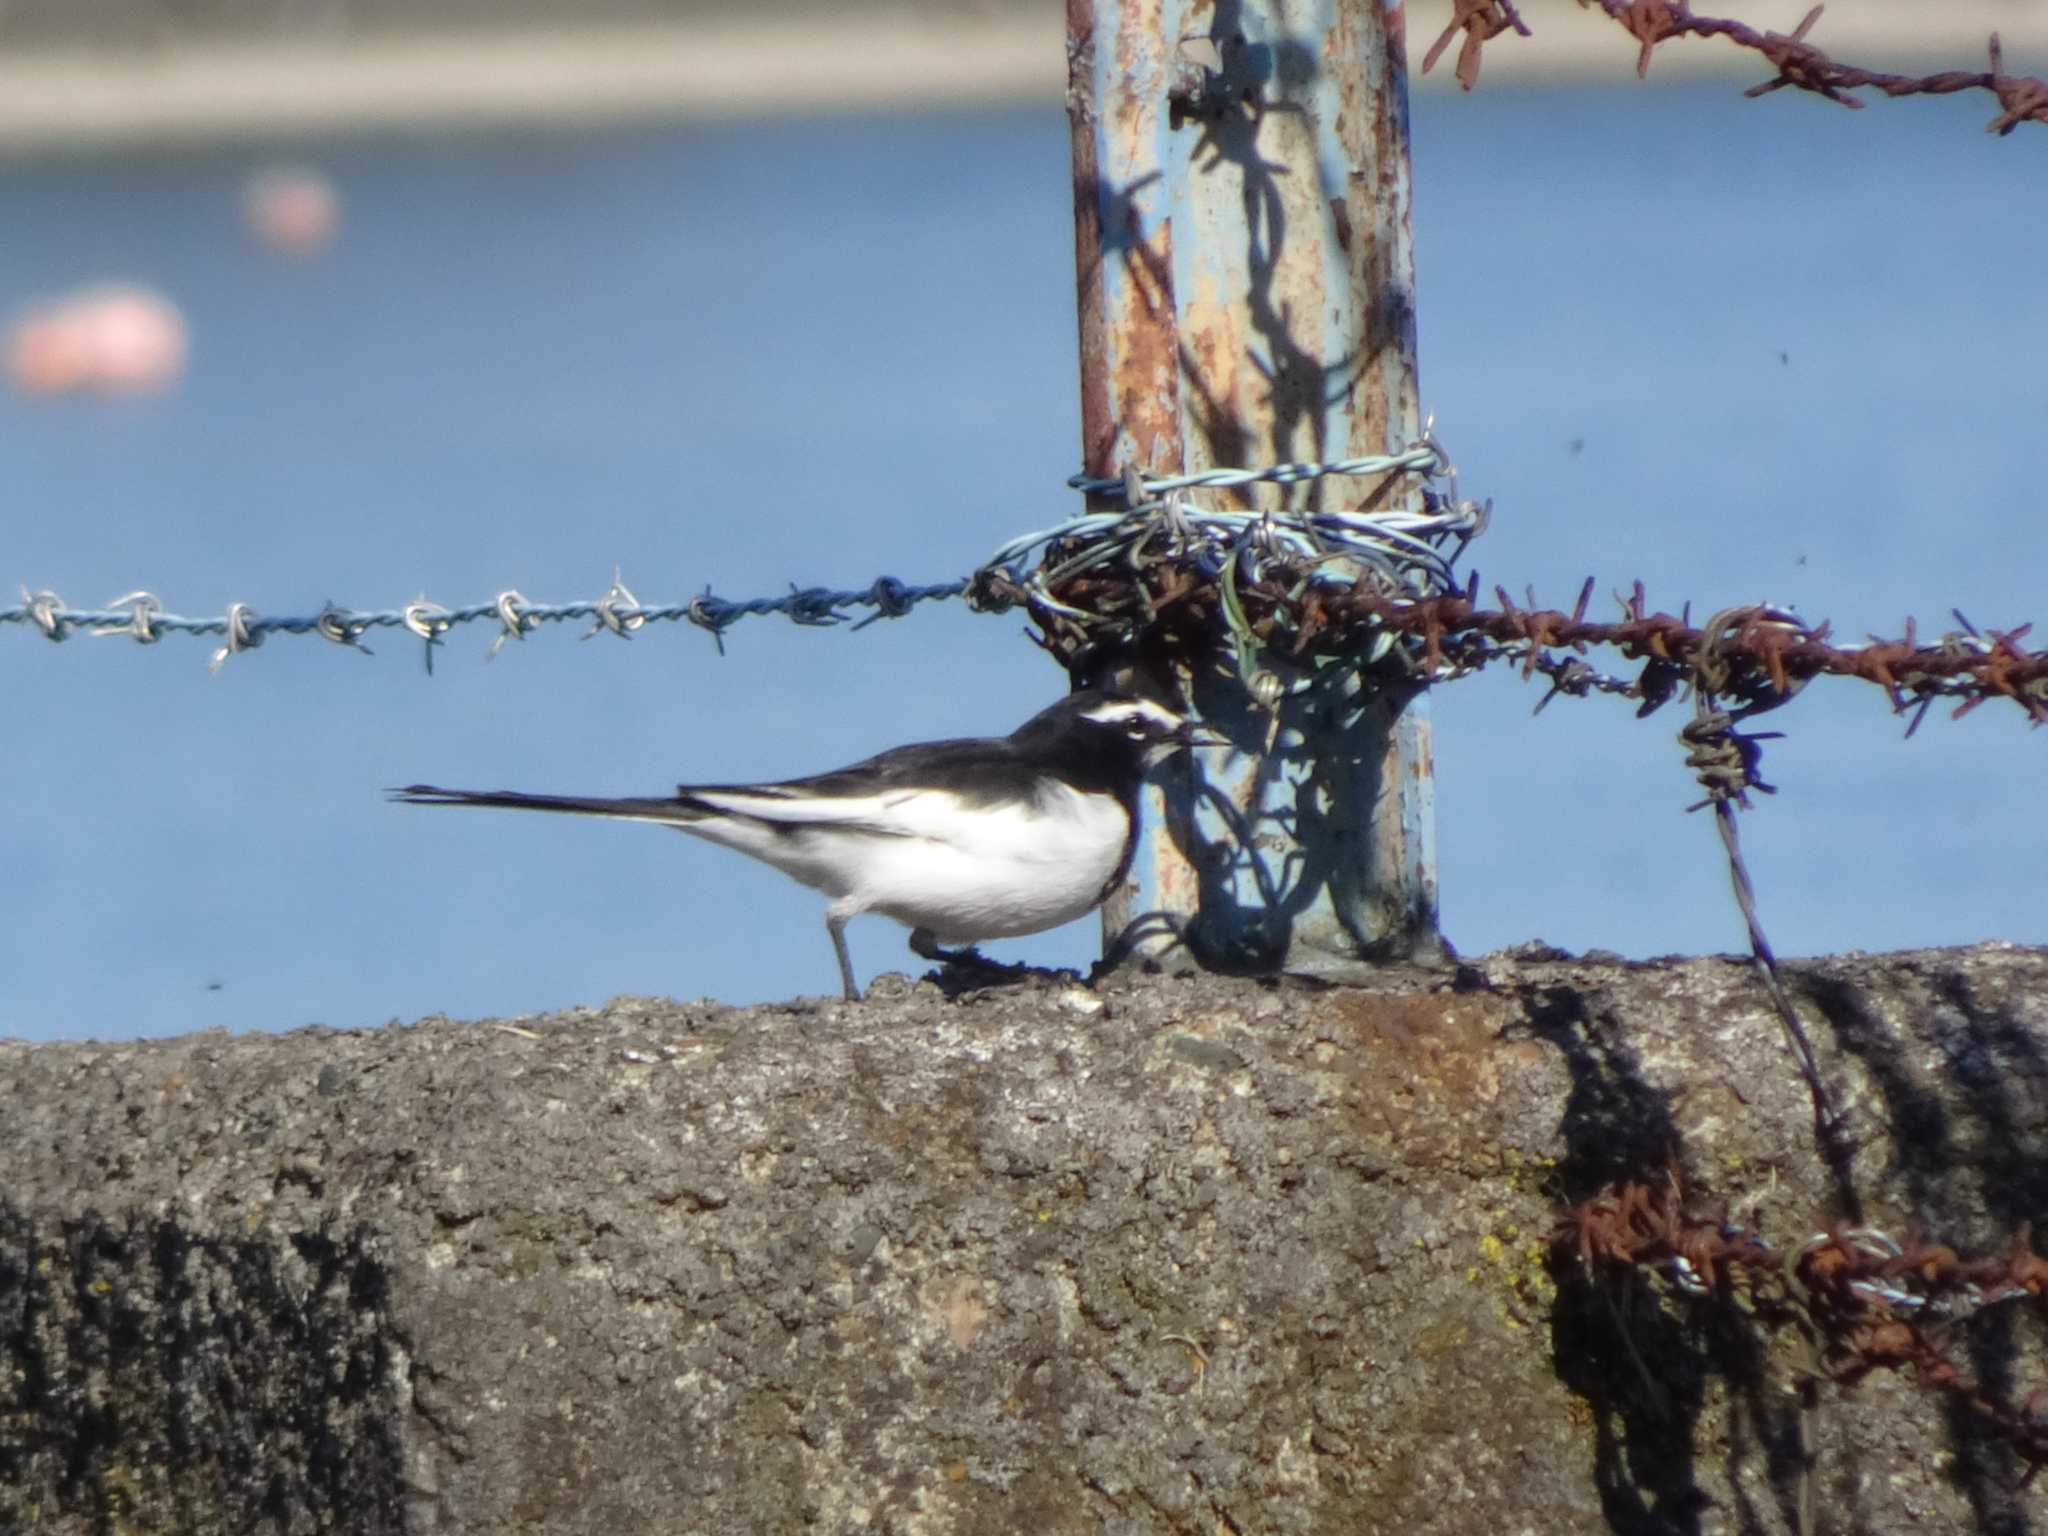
left=1427, top=0, right=2048, bottom=135
left=3, top=443, right=1475, bottom=674
left=996, top=440, right=1480, bottom=603
left=20, top=436, right=2040, bottom=737
left=0, top=572, right=968, bottom=670
left=976, top=435, right=1488, bottom=701
left=1064, top=442, right=1448, bottom=501
left=1561, top=1176, right=2048, bottom=1479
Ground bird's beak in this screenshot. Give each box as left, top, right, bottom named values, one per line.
left=1174, top=719, right=1232, bottom=751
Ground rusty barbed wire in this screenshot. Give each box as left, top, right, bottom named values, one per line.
left=1561, top=1177, right=2048, bottom=1477
left=977, top=475, right=2040, bottom=1184
left=1422, top=0, right=1532, bottom=92
left=975, top=530, right=2048, bottom=734
left=980, top=499, right=2036, bottom=1170
left=1677, top=607, right=1848, bottom=1198
left=1424, top=0, right=2048, bottom=135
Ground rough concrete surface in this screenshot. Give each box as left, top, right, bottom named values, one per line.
left=4, top=942, right=2048, bottom=1534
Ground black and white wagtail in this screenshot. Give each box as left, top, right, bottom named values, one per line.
left=392, top=691, right=1213, bottom=1001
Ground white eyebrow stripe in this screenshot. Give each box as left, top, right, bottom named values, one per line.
left=1079, top=699, right=1182, bottom=730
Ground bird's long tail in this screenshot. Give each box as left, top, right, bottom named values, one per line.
left=389, top=785, right=707, bottom=824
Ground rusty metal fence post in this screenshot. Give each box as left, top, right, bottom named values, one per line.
left=1065, top=0, right=1443, bottom=977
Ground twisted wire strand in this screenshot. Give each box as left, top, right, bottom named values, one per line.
left=984, top=439, right=1480, bottom=611
left=1, top=576, right=969, bottom=669
left=6, top=440, right=1473, bottom=670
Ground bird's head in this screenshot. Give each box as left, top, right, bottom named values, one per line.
left=1020, top=690, right=1227, bottom=768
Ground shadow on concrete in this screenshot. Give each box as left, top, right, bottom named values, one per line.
left=1516, top=981, right=1823, bottom=1536
left=0, top=1204, right=409, bottom=1534
left=1804, top=960, right=2048, bottom=1536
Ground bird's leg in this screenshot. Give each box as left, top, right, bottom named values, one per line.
left=827, top=914, right=861, bottom=1002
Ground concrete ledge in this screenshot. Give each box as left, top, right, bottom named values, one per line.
left=4, top=943, right=2047, bottom=1531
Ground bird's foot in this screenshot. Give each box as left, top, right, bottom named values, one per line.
left=908, top=929, right=1034, bottom=993
left=908, top=927, right=978, bottom=965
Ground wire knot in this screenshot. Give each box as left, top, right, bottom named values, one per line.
left=851, top=576, right=914, bottom=631
left=21, top=587, right=68, bottom=642
left=1534, top=656, right=1598, bottom=714
left=98, top=590, right=165, bottom=644
left=1692, top=605, right=1811, bottom=718
left=487, top=589, right=532, bottom=660
left=402, top=597, right=451, bottom=640
left=1680, top=707, right=1781, bottom=812
left=403, top=596, right=453, bottom=674
left=783, top=586, right=846, bottom=627
left=1617, top=0, right=1688, bottom=78
left=1744, top=6, right=1857, bottom=108
left=208, top=602, right=262, bottom=674
left=686, top=589, right=736, bottom=655
left=1420, top=0, right=1531, bottom=91
left=314, top=604, right=373, bottom=653
left=584, top=570, right=645, bottom=640
left=1988, top=33, right=2048, bottom=134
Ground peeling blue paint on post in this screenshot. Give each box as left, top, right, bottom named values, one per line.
left=1069, top=0, right=1442, bottom=976
left=1066, top=0, right=1187, bottom=485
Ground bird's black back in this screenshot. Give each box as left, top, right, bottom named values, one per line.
left=694, top=690, right=1157, bottom=811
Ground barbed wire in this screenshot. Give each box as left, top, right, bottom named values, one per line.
left=981, top=532, right=2048, bottom=732
left=1, top=440, right=1472, bottom=673
left=1064, top=442, right=1446, bottom=500
left=1561, top=1175, right=2048, bottom=1479
left=977, top=436, right=1488, bottom=701
left=0, top=573, right=967, bottom=671
left=1426, top=0, right=2048, bottom=134
left=1675, top=607, right=1857, bottom=1210
left=982, top=471, right=2038, bottom=1160
left=16, top=431, right=2040, bottom=738
left=987, top=441, right=1481, bottom=645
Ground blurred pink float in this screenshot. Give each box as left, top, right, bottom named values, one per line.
left=243, top=167, right=339, bottom=257
left=4, top=285, right=188, bottom=399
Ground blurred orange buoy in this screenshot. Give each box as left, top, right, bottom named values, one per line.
left=4, top=285, right=188, bottom=399
left=243, top=167, right=340, bottom=258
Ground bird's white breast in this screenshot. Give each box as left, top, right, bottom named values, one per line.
left=853, top=781, right=1129, bottom=942
left=669, top=780, right=1130, bottom=944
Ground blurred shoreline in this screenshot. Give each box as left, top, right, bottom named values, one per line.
left=0, top=3, right=2040, bottom=151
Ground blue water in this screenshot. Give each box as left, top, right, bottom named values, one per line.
left=1, top=85, right=2041, bottom=1041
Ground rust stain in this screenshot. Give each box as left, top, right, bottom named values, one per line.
left=1325, top=992, right=1514, bottom=1102
left=1065, top=1, right=1113, bottom=483
left=1067, top=0, right=1182, bottom=483
left=1333, top=0, right=1420, bottom=462
left=1114, top=218, right=1184, bottom=475
left=1179, top=268, right=1250, bottom=484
